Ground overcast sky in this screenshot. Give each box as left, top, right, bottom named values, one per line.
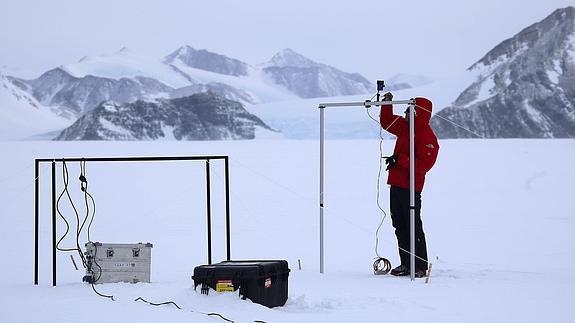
left=1, top=0, right=573, bottom=81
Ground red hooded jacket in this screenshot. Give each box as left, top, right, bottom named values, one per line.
left=380, top=97, right=439, bottom=192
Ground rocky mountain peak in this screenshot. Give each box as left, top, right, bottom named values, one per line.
left=470, top=6, right=574, bottom=72
left=163, top=45, right=249, bottom=76
left=26, top=68, right=78, bottom=90
left=261, top=48, right=372, bottom=98
left=266, top=48, right=319, bottom=68
left=37, top=67, right=76, bottom=80
left=165, top=45, right=194, bottom=59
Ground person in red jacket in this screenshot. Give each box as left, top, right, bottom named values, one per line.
left=379, top=92, right=439, bottom=278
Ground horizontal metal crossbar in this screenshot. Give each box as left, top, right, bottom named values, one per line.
left=35, top=156, right=228, bottom=163
left=318, top=99, right=415, bottom=108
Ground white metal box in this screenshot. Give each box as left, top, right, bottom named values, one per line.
left=84, top=242, right=153, bottom=284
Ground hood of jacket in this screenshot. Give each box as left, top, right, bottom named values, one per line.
left=414, top=97, right=432, bottom=125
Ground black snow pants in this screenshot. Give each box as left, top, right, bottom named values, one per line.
left=389, top=185, right=428, bottom=271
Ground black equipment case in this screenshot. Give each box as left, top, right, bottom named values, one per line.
left=192, top=260, right=290, bottom=308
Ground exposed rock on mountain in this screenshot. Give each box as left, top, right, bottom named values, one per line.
left=55, top=92, right=275, bottom=140
left=10, top=68, right=172, bottom=119
left=262, top=48, right=373, bottom=98
left=163, top=45, right=250, bottom=77
left=170, top=82, right=257, bottom=104
left=431, top=7, right=575, bottom=138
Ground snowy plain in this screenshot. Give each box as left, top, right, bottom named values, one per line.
left=0, top=138, right=573, bottom=323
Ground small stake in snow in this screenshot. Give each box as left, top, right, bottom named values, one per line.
left=70, top=255, right=78, bottom=271
left=298, top=259, right=302, bottom=270
left=425, top=263, right=432, bottom=284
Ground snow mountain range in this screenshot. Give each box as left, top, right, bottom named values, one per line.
left=1, top=46, right=386, bottom=140
left=431, top=6, right=575, bottom=138
left=1, top=6, right=574, bottom=140
left=8, top=47, right=376, bottom=120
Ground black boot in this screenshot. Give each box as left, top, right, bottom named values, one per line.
left=414, top=269, right=427, bottom=278
left=390, top=265, right=410, bottom=276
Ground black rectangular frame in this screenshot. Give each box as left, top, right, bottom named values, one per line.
left=34, top=155, right=231, bottom=286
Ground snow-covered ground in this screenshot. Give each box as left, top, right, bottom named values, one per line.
left=0, top=139, right=573, bottom=322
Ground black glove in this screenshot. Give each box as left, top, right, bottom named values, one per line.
left=384, top=154, right=398, bottom=170
left=382, top=92, right=393, bottom=101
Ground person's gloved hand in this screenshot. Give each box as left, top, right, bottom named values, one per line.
left=383, top=92, right=393, bottom=101
left=384, top=154, right=398, bottom=170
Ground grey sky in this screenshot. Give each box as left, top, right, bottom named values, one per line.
left=1, top=0, right=573, bottom=80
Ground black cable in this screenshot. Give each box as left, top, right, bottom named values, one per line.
left=79, top=160, right=97, bottom=243
left=78, top=160, right=104, bottom=286
left=373, top=257, right=392, bottom=275
left=70, top=161, right=87, bottom=266
left=134, top=297, right=240, bottom=322
left=77, top=162, right=112, bottom=299
left=134, top=296, right=269, bottom=323
left=55, top=161, right=75, bottom=253
left=206, top=313, right=234, bottom=322
left=91, top=243, right=103, bottom=283
left=56, top=160, right=87, bottom=267
left=77, top=160, right=99, bottom=276
left=134, top=297, right=181, bottom=309
left=90, top=243, right=114, bottom=301
left=91, top=282, right=114, bottom=301
left=85, top=190, right=96, bottom=243
left=78, top=160, right=90, bottom=241
left=55, top=160, right=112, bottom=300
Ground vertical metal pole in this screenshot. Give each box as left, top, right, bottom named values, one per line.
left=409, top=103, right=416, bottom=281
left=34, top=160, right=39, bottom=285
left=319, top=106, right=325, bottom=274
left=205, top=160, right=212, bottom=265
left=224, top=157, right=231, bottom=261
left=51, top=161, right=57, bottom=287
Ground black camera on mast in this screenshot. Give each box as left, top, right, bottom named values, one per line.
left=365, top=80, right=386, bottom=108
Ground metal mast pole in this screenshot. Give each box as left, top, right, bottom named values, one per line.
left=224, top=157, right=231, bottom=261
left=205, top=160, right=212, bottom=265
left=34, top=160, right=39, bottom=285
left=51, top=161, right=57, bottom=286
left=319, top=106, right=325, bottom=274
left=409, top=102, right=416, bottom=281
